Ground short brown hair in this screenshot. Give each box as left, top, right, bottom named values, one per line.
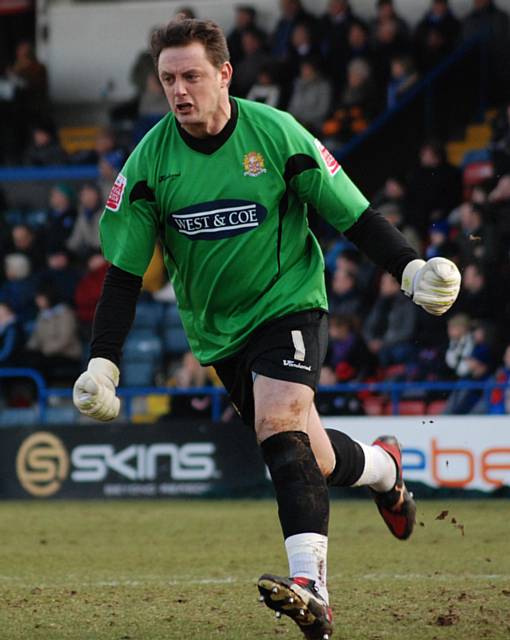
left=151, top=18, right=230, bottom=69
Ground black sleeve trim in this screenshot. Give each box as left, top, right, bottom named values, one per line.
left=129, top=180, right=156, bottom=204
left=344, top=207, right=420, bottom=282
left=90, top=265, right=143, bottom=366
left=283, top=154, right=319, bottom=183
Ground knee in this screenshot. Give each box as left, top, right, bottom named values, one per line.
left=255, top=398, right=309, bottom=442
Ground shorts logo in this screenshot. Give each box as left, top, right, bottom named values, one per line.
left=283, top=359, right=312, bottom=372
left=168, top=199, right=267, bottom=240
left=106, top=173, right=127, bottom=211
left=243, top=152, right=267, bottom=177
left=313, top=139, right=341, bottom=177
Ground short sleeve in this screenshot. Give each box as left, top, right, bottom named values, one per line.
left=99, top=150, right=158, bottom=277
left=282, top=114, right=369, bottom=232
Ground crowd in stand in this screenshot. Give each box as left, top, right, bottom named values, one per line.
left=1, top=0, right=510, bottom=417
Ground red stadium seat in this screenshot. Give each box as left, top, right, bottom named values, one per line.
left=463, top=161, right=494, bottom=199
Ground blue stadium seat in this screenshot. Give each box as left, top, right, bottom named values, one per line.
left=121, top=361, right=156, bottom=386
left=123, top=331, right=163, bottom=363
left=46, top=407, right=78, bottom=424
left=0, top=408, right=38, bottom=427
left=162, top=327, right=189, bottom=355
left=132, top=301, right=165, bottom=331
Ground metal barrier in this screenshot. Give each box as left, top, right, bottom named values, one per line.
left=1, top=368, right=508, bottom=424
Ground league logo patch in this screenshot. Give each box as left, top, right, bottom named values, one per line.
left=106, top=173, right=127, bottom=211
left=243, top=152, right=267, bottom=177
left=313, top=139, right=341, bottom=177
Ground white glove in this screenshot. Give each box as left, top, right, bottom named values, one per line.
left=73, top=357, right=120, bottom=421
left=401, top=257, right=461, bottom=316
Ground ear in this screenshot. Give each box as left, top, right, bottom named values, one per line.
left=220, top=61, right=233, bottom=88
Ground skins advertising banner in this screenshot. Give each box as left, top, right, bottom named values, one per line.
left=1, top=416, right=509, bottom=499
left=0, top=421, right=267, bottom=500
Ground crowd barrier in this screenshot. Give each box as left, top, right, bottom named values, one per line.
left=0, top=368, right=508, bottom=424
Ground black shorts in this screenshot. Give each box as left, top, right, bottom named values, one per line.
left=212, top=310, right=328, bottom=428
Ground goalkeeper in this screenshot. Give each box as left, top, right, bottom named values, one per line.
left=73, top=18, right=461, bottom=640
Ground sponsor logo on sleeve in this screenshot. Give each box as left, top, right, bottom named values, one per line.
left=167, top=199, right=267, bottom=240
left=243, top=151, right=267, bottom=177
left=313, top=139, right=341, bottom=177
left=105, top=173, right=127, bottom=211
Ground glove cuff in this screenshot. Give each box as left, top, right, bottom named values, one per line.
left=401, top=259, right=426, bottom=297
left=88, top=357, right=120, bottom=387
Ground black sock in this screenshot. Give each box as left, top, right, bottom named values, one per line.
left=260, top=431, right=329, bottom=538
left=326, top=429, right=365, bottom=487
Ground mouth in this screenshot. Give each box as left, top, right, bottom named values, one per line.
left=175, top=102, right=193, bottom=115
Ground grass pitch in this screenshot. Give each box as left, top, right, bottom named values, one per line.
left=1, top=499, right=509, bottom=640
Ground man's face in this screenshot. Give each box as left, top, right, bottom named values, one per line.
left=158, top=42, right=232, bottom=135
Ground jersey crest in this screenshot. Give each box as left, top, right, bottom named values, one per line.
left=105, top=173, right=127, bottom=211
left=243, top=151, right=267, bottom=177
left=313, top=139, right=341, bottom=177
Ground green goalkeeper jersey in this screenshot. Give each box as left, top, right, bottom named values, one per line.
left=99, top=98, right=369, bottom=363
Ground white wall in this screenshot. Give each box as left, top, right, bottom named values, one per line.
left=41, top=0, right=491, bottom=103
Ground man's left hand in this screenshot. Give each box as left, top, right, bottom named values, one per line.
left=401, top=257, right=461, bottom=316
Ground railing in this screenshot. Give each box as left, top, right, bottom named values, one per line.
left=0, top=368, right=508, bottom=425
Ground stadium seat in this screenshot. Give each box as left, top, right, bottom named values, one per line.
left=427, top=399, right=447, bottom=415
left=122, top=361, right=156, bottom=386
left=132, top=301, right=165, bottom=331
left=0, top=408, right=38, bottom=427
left=463, top=160, right=494, bottom=198
left=363, top=396, right=387, bottom=416
left=46, top=407, right=78, bottom=424
left=123, top=330, right=163, bottom=362
left=398, top=400, right=427, bottom=415
left=162, top=327, right=189, bottom=355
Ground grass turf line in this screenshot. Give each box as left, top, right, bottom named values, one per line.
left=0, top=500, right=509, bottom=639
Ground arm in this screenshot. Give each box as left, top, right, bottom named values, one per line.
left=73, top=265, right=142, bottom=421
left=73, top=143, right=158, bottom=421
left=281, top=114, right=461, bottom=314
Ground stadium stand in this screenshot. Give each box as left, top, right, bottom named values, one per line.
left=1, top=0, right=510, bottom=420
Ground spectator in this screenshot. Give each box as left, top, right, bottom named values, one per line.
left=98, top=148, right=125, bottom=203
left=490, top=102, right=510, bottom=175
left=24, top=121, right=67, bottom=166
left=443, top=341, right=492, bottom=414
left=444, top=313, right=475, bottom=379
left=454, top=201, right=496, bottom=265
left=0, top=253, right=36, bottom=322
left=326, top=314, right=374, bottom=381
left=67, top=183, right=103, bottom=258
left=38, top=247, right=80, bottom=307
left=227, top=5, right=267, bottom=67
left=372, top=16, right=411, bottom=94
left=329, top=267, right=365, bottom=316
left=315, top=364, right=365, bottom=415
left=425, top=219, right=452, bottom=259
left=488, top=343, right=510, bottom=414
left=454, top=262, right=493, bottom=320
left=414, top=0, right=460, bottom=73
left=165, top=351, right=215, bottom=418
left=462, top=0, right=510, bottom=105
left=287, top=57, right=332, bottom=135
left=318, top=0, right=360, bottom=80
left=0, top=301, right=25, bottom=366
left=74, top=252, right=109, bottom=341
left=25, top=285, right=82, bottom=384
left=44, top=183, right=77, bottom=251
left=370, top=0, right=410, bottom=46
left=132, top=70, right=169, bottom=143
left=386, top=55, right=418, bottom=109
left=232, top=28, right=272, bottom=97
left=287, top=22, right=323, bottom=80
left=406, top=139, right=462, bottom=234
left=487, top=173, right=510, bottom=261
left=271, top=0, right=317, bottom=62
left=363, top=271, right=418, bottom=367
left=8, top=224, right=46, bottom=271
left=246, top=65, right=282, bottom=108
left=379, top=201, right=422, bottom=256
left=322, top=57, right=377, bottom=145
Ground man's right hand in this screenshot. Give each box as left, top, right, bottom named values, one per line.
left=73, top=357, right=120, bottom=421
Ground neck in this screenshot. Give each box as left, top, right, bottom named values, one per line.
left=181, top=94, right=232, bottom=139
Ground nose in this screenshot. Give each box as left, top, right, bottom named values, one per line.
left=173, top=77, right=187, bottom=98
